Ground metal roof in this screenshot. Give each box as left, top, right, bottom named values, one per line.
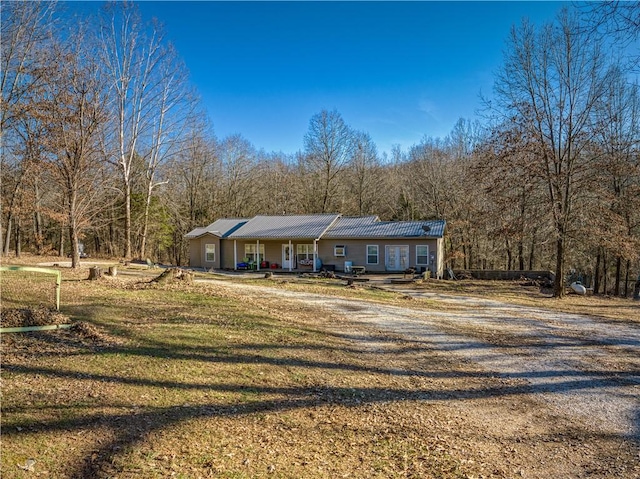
left=228, top=214, right=340, bottom=239
left=324, top=218, right=446, bottom=239
left=185, top=218, right=248, bottom=238
left=187, top=215, right=445, bottom=240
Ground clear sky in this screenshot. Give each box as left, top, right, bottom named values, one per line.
left=66, top=1, right=568, bottom=157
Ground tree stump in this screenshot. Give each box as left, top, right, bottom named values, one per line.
left=108, top=266, right=118, bottom=277
left=177, top=269, right=194, bottom=283
left=264, top=271, right=273, bottom=279
left=88, top=267, right=102, bottom=280
left=153, top=269, right=174, bottom=284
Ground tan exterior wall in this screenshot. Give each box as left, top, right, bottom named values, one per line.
left=220, top=240, right=309, bottom=270
left=198, top=237, right=444, bottom=277
left=189, top=235, right=221, bottom=269
left=318, top=239, right=442, bottom=275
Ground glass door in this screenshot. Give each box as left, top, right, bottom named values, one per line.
left=385, top=246, right=409, bottom=270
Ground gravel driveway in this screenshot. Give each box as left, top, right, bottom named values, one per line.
left=202, top=279, right=640, bottom=443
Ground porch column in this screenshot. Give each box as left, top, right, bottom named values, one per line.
left=233, top=240, right=237, bottom=271
left=256, top=240, right=260, bottom=271
left=288, top=239, right=293, bottom=272
left=313, top=239, right=317, bottom=273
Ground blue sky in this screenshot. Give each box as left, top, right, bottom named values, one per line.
left=67, top=1, right=568, bottom=156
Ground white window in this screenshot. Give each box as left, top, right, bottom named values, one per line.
left=297, top=244, right=314, bottom=259
left=366, top=245, right=379, bottom=264
left=416, top=245, right=429, bottom=265
left=205, top=244, right=215, bottom=262
left=244, top=244, right=264, bottom=263
left=334, top=245, right=346, bottom=257
left=296, top=244, right=314, bottom=263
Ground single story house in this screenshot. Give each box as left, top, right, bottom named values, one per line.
left=186, top=214, right=446, bottom=277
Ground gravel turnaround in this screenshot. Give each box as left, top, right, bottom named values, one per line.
left=200, top=279, right=640, bottom=443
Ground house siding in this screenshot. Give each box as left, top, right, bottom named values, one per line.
left=189, top=239, right=202, bottom=267
left=318, top=239, right=441, bottom=275
left=189, top=235, right=221, bottom=269
left=200, top=237, right=442, bottom=276
left=221, top=240, right=305, bottom=270
left=187, top=215, right=446, bottom=277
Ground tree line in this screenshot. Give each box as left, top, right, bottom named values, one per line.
left=2, top=2, right=638, bottom=297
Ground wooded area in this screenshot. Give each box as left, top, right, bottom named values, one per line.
left=1, top=2, right=638, bottom=297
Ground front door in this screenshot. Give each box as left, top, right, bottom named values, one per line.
left=282, top=244, right=292, bottom=269
left=385, top=245, right=409, bottom=271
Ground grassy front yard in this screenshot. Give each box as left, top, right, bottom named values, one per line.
left=1, top=259, right=637, bottom=478
left=1, top=271, right=480, bottom=478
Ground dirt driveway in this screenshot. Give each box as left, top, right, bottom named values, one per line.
left=200, top=279, right=640, bottom=445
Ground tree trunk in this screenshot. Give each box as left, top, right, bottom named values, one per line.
left=33, top=210, right=43, bottom=254
left=448, top=239, right=456, bottom=270
left=70, top=224, right=79, bottom=268
left=3, top=214, right=12, bottom=256
left=34, top=179, right=44, bottom=254
left=603, top=252, right=608, bottom=296
left=59, top=223, right=65, bottom=257
left=69, top=191, right=80, bottom=269
left=108, top=220, right=115, bottom=256
left=624, top=260, right=630, bottom=297
left=506, top=238, right=513, bottom=270
left=518, top=240, right=525, bottom=271
left=593, top=248, right=602, bottom=295
left=614, top=256, right=622, bottom=296
left=139, top=180, right=153, bottom=259
left=124, top=177, right=132, bottom=260
left=553, top=237, right=565, bottom=298
left=462, top=241, right=468, bottom=270
left=15, top=217, right=21, bottom=257
left=529, top=232, right=536, bottom=270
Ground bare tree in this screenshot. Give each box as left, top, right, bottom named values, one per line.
left=217, top=134, right=260, bottom=218
left=0, top=1, right=56, bottom=135
left=303, top=109, right=355, bottom=213
left=493, top=11, right=612, bottom=297
left=137, top=43, right=194, bottom=259
left=99, top=2, right=179, bottom=259
left=254, top=151, right=300, bottom=215
left=582, top=1, right=639, bottom=70
left=0, top=1, right=56, bottom=255
left=41, top=30, right=109, bottom=268
left=590, top=68, right=640, bottom=295
left=344, top=131, right=381, bottom=216
left=475, top=122, right=551, bottom=271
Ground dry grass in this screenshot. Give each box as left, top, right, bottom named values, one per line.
left=1, top=256, right=638, bottom=478
left=408, top=279, right=640, bottom=324
left=232, top=274, right=640, bottom=324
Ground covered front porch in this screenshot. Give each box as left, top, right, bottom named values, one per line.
left=230, top=239, right=322, bottom=273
